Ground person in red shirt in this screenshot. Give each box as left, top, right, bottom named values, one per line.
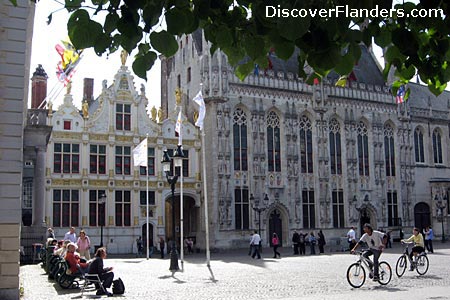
left=272, top=233, right=281, bottom=258
left=64, top=243, right=89, bottom=275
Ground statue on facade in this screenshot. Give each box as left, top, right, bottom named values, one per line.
left=82, top=100, right=89, bottom=119
left=151, top=106, right=157, bottom=121
left=66, top=81, right=72, bottom=95
left=47, top=101, right=53, bottom=116
left=120, top=49, right=128, bottom=66
left=175, top=88, right=182, bottom=106
left=158, top=107, right=164, bottom=123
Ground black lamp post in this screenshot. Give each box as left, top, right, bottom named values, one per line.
left=436, top=194, right=447, bottom=243
left=99, top=193, right=107, bottom=247
left=162, top=149, right=179, bottom=271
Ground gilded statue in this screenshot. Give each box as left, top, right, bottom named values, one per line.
left=158, top=107, right=164, bottom=123
left=120, top=49, right=128, bottom=66
left=66, top=81, right=72, bottom=95
left=175, top=88, right=182, bottom=106
left=47, top=101, right=53, bottom=116
left=82, top=100, right=89, bottom=119
left=193, top=111, right=199, bottom=123
left=151, top=106, right=157, bottom=121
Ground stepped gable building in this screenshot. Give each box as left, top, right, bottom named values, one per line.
left=43, top=60, right=202, bottom=254
left=161, top=30, right=450, bottom=249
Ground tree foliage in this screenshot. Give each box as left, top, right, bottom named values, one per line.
left=31, top=1, right=450, bottom=94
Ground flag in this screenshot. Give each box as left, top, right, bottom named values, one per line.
left=175, top=110, right=182, bottom=145
left=396, top=85, right=406, bottom=104
left=55, top=38, right=83, bottom=86
left=193, top=90, right=205, bottom=131
left=133, top=138, right=148, bottom=167
left=313, top=78, right=320, bottom=85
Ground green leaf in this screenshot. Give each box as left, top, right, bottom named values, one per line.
left=235, top=61, right=254, bottom=81
left=244, top=35, right=265, bottom=60
left=215, top=26, right=233, bottom=48
left=374, top=28, right=392, bottom=48
left=166, top=8, right=189, bottom=35
left=132, top=51, right=157, bottom=80
left=104, top=12, right=119, bottom=35
left=334, top=52, right=355, bottom=76
left=427, top=79, right=447, bottom=96
left=9, top=0, right=17, bottom=6
left=335, top=75, right=347, bottom=87
left=396, top=64, right=416, bottom=81
left=277, top=15, right=310, bottom=41
left=150, top=31, right=178, bottom=57
left=68, top=10, right=103, bottom=49
left=94, top=34, right=112, bottom=55
left=65, top=0, right=83, bottom=12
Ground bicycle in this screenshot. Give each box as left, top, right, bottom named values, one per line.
left=346, top=250, right=392, bottom=288
left=395, top=241, right=429, bottom=277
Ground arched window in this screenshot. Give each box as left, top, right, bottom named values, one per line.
left=357, top=121, right=369, bottom=176
left=329, top=119, right=342, bottom=175
left=414, top=127, right=425, bottom=163
left=384, top=124, right=396, bottom=176
left=299, top=115, right=313, bottom=173
left=433, top=129, right=443, bottom=164
left=233, top=108, right=248, bottom=171
left=267, top=111, right=281, bottom=172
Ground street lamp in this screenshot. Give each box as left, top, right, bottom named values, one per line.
left=99, top=193, right=107, bottom=247
left=436, top=194, right=447, bottom=243
left=161, top=149, right=179, bottom=271
left=251, top=193, right=268, bottom=236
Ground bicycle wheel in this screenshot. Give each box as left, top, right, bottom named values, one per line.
left=378, top=261, right=392, bottom=285
left=416, top=255, right=429, bottom=275
left=395, top=255, right=407, bottom=278
left=347, top=262, right=366, bottom=288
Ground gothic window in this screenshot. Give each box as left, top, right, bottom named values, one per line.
left=329, top=119, right=342, bottom=175
left=384, top=124, right=396, bottom=176
left=234, top=188, right=249, bottom=230
left=433, top=129, right=443, bottom=164
left=267, top=111, right=281, bottom=172
left=332, top=190, right=345, bottom=228
left=302, top=190, right=315, bottom=228
left=115, top=146, right=131, bottom=175
left=53, top=189, right=79, bottom=227
left=116, top=103, right=131, bottom=131
left=233, top=108, right=248, bottom=171
left=90, top=145, right=106, bottom=174
left=89, top=190, right=106, bottom=226
left=387, top=191, right=399, bottom=226
left=139, top=147, right=156, bottom=176
left=414, top=127, right=425, bottom=163
left=53, top=143, right=79, bottom=174
left=115, top=190, right=131, bottom=226
left=357, top=122, right=369, bottom=176
left=299, top=115, right=313, bottom=173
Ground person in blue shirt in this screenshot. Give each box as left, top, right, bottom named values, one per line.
left=424, top=226, right=434, bottom=253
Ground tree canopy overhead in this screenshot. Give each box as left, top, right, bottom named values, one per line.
left=41, top=0, right=450, bottom=96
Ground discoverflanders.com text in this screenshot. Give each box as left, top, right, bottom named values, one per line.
left=266, top=5, right=444, bottom=19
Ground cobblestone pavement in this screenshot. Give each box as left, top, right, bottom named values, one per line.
left=20, top=243, right=450, bottom=300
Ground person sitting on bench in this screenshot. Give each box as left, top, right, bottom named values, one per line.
left=87, top=247, right=114, bottom=296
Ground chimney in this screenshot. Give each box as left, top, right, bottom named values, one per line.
left=31, top=64, right=48, bottom=109
left=83, top=78, right=94, bottom=106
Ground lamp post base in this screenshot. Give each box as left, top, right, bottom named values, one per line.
left=169, top=242, right=179, bottom=271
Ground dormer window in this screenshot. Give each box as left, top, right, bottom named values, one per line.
left=63, top=120, right=71, bottom=130
left=116, top=103, right=131, bottom=131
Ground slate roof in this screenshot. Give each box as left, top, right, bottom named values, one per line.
left=407, top=83, right=450, bottom=111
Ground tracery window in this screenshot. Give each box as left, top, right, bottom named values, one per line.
left=267, top=111, right=281, bottom=172
left=414, top=127, right=425, bottom=163
left=329, top=119, right=342, bottom=175
left=299, top=116, right=313, bottom=173
left=357, top=122, right=369, bottom=176
left=433, top=129, right=443, bottom=164
left=384, top=124, right=396, bottom=176
left=233, top=108, right=248, bottom=171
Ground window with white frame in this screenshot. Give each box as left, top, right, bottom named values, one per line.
left=116, top=103, right=131, bottom=131
left=115, top=146, right=131, bottom=175
left=90, top=145, right=106, bottom=174
left=115, top=190, right=131, bottom=226
left=89, top=190, right=106, bottom=226
left=53, top=143, right=80, bottom=174
left=53, top=189, right=79, bottom=227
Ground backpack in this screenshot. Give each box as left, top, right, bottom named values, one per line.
left=112, top=277, right=125, bottom=295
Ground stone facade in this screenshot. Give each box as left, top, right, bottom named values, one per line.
left=161, top=31, right=450, bottom=249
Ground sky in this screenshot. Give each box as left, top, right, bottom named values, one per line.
left=29, top=1, right=161, bottom=111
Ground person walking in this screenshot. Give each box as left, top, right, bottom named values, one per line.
left=299, top=231, right=306, bottom=255
left=136, top=236, right=143, bottom=257
left=424, top=226, right=434, bottom=253
left=347, top=226, right=356, bottom=251
left=159, top=237, right=165, bottom=259
left=248, top=232, right=254, bottom=255
left=309, top=232, right=316, bottom=255
left=76, top=230, right=91, bottom=260
left=272, top=233, right=281, bottom=258
left=292, top=230, right=300, bottom=255
left=250, top=230, right=261, bottom=259
left=64, top=226, right=77, bottom=243
left=318, top=230, right=326, bottom=254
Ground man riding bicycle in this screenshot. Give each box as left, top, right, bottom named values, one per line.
left=401, top=227, right=425, bottom=270
left=351, top=223, right=387, bottom=281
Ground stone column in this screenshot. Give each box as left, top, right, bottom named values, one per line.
left=33, top=146, right=47, bottom=226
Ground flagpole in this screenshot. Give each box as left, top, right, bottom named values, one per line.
left=146, top=135, right=149, bottom=260
left=180, top=149, right=184, bottom=271
left=201, top=129, right=210, bottom=266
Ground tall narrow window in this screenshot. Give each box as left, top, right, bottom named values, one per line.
left=384, top=124, right=396, bottom=176
left=89, top=190, right=106, bottom=226
left=140, top=147, right=156, bottom=176
left=233, top=108, right=248, bottom=171
left=116, top=103, right=131, bottom=131
left=90, top=145, right=106, bottom=174
left=299, top=115, right=313, bottom=173
left=115, top=190, right=131, bottom=226
left=332, top=190, right=345, bottom=228
left=433, top=129, right=443, bottom=164
left=234, top=188, right=249, bottom=230
left=22, top=178, right=33, bottom=209
left=267, top=111, right=281, bottom=172
left=302, top=190, right=315, bottom=228
left=357, top=122, right=369, bottom=176
left=52, top=189, right=79, bottom=227
left=329, top=119, right=342, bottom=175
left=53, top=143, right=79, bottom=174
left=414, top=127, right=425, bottom=163
left=115, top=146, right=131, bottom=175
left=387, top=191, right=399, bottom=226
left=187, top=67, right=191, bottom=83
left=139, top=191, right=156, bottom=206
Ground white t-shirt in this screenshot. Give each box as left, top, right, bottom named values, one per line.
left=347, top=229, right=356, bottom=242
left=359, top=230, right=385, bottom=250
left=250, top=233, right=261, bottom=245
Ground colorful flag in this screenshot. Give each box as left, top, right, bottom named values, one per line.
left=313, top=78, right=320, bottom=85
left=193, top=90, right=205, bottom=131
left=396, top=85, right=406, bottom=104
left=175, top=110, right=182, bottom=145
left=133, top=138, right=148, bottom=167
left=55, top=38, right=83, bottom=85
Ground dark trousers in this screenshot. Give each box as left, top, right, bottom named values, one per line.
left=318, top=244, right=324, bottom=253
left=293, top=243, right=299, bottom=254
left=273, top=245, right=280, bottom=258
left=299, top=243, right=306, bottom=255
left=100, top=271, right=114, bottom=289
left=410, top=246, right=425, bottom=260
left=310, top=243, right=316, bottom=255
left=348, top=240, right=356, bottom=251
left=251, top=245, right=261, bottom=259
left=363, top=249, right=381, bottom=277
left=425, top=240, right=434, bottom=253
